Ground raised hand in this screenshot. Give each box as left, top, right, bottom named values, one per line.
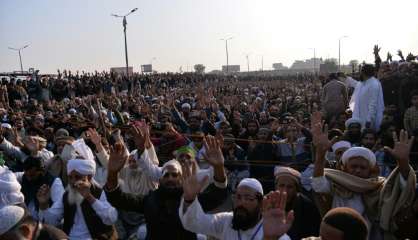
left=74, top=179, right=92, bottom=198
left=86, top=128, right=101, bottom=146
left=384, top=130, right=414, bottom=178
left=311, top=112, right=331, bottom=153
left=130, top=121, right=151, bottom=150
left=108, top=142, right=129, bottom=174
left=36, top=184, right=51, bottom=206
left=398, top=50, right=405, bottom=61
left=387, top=52, right=393, bottom=62
left=384, top=130, right=414, bottom=163
left=203, top=135, right=224, bottom=168
left=373, top=45, right=381, bottom=56
left=182, top=163, right=209, bottom=202
left=262, top=191, right=294, bottom=240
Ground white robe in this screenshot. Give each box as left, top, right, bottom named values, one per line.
left=179, top=198, right=290, bottom=240
left=38, top=191, right=118, bottom=240
left=349, top=77, right=384, bottom=131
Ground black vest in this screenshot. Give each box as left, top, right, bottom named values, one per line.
left=62, top=183, right=117, bottom=240
left=21, top=172, right=55, bottom=211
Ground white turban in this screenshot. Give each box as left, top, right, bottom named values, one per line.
left=67, top=159, right=96, bottom=176
left=72, top=138, right=95, bottom=162
left=161, top=160, right=182, bottom=177
left=332, top=141, right=352, bottom=152
left=345, top=118, right=363, bottom=128
left=0, top=168, right=25, bottom=207
left=0, top=205, right=25, bottom=235
left=237, top=178, right=263, bottom=195
left=341, top=147, right=376, bottom=166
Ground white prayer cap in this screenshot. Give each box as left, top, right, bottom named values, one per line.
left=161, top=159, right=182, bottom=177
left=67, top=159, right=96, bottom=176
left=181, top=103, right=191, bottom=109
left=237, top=178, right=263, bottom=195
left=274, top=166, right=301, bottom=185
left=341, top=147, right=376, bottom=166
left=345, top=118, right=363, bottom=128
left=0, top=169, right=25, bottom=207
left=0, top=169, right=22, bottom=193
left=69, top=108, right=77, bottom=115
left=0, top=123, right=11, bottom=129
left=332, top=141, right=352, bottom=152
left=0, top=205, right=25, bottom=235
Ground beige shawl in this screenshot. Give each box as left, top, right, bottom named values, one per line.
left=314, top=167, right=416, bottom=240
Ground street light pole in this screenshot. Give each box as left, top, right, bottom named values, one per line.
left=220, top=37, right=233, bottom=73
left=112, top=8, right=138, bottom=78
left=308, top=48, right=316, bottom=74
left=338, top=35, right=348, bottom=71
left=245, top=54, right=250, bottom=72
left=8, top=45, right=29, bottom=72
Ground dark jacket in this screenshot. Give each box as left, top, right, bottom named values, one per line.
left=105, top=183, right=227, bottom=240
left=287, top=193, right=321, bottom=240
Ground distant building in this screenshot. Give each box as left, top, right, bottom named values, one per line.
left=141, top=64, right=153, bottom=73
left=290, top=58, right=322, bottom=71
left=272, top=63, right=288, bottom=70
left=110, top=67, right=133, bottom=76
left=222, top=65, right=240, bottom=72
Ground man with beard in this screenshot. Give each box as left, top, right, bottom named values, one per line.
left=116, top=151, right=158, bottom=239
left=0, top=205, right=68, bottom=240
left=46, top=135, right=75, bottom=187
left=15, top=156, right=64, bottom=221
left=179, top=177, right=290, bottom=240
left=237, top=119, right=260, bottom=152
left=329, top=140, right=351, bottom=169
left=104, top=135, right=227, bottom=240
left=343, top=118, right=363, bottom=146
left=37, top=158, right=118, bottom=239
left=310, top=112, right=416, bottom=239
left=349, top=64, right=384, bottom=131
left=171, top=102, right=216, bottom=135
left=273, top=167, right=321, bottom=239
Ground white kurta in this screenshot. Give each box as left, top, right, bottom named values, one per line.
left=38, top=191, right=118, bottom=240
left=349, top=77, right=384, bottom=131
left=136, top=145, right=215, bottom=189
left=15, top=172, right=65, bottom=220
left=179, top=198, right=290, bottom=240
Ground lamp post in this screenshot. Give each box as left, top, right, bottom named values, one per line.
left=111, top=8, right=138, bottom=78
left=245, top=53, right=251, bottom=72
left=8, top=44, right=29, bottom=73
left=338, top=35, right=348, bottom=71
left=308, top=47, right=316, bottom=74
left=220, top=36, right=233, bottom=73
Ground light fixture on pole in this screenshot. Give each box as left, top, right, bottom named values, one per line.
left=220, top=36, right=233, bottom=73
left=308, top=47, right=316, bottom=74
left=245, top=53, right=251, bottom=72
left=8, top=44, right=29, bottom=73
left=338, top=35, right=348, bottom=71
left=111, top=8, right=138, bottom=78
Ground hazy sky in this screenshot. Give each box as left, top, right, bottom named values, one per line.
left=1, top=0, right=417, bottom=73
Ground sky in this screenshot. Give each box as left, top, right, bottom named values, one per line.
left=1, top=0, right=418, bottom=73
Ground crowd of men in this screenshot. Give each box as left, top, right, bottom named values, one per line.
left=0, top=49, right=417, bottom=240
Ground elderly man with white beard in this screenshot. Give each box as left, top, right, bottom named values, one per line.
left=37, top=158, right=118, bottom=240
left=116, top=150, right=158, bottom=239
